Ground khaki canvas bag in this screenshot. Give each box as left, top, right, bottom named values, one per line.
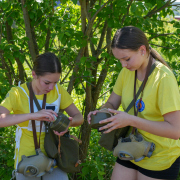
left=27, top=82, right=81, bottom=173
left=98, top=60, right=157, bottom=151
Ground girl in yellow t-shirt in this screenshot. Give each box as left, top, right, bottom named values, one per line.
left=0, top=52, right=84, bottom=180
left=88, top=26, right=180, bottom=180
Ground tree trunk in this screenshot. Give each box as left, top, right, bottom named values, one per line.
left=21, top=0, right=38, bottom=62
left=5, top=22, right=27, bottom=83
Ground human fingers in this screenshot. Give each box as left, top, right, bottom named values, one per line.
left=87, top=110, right=99, bottom=124
left=37, top=109, right=58, bottom=121
left=102, top=124, right=118, bottom=134
left=35, top=110, right=56, bottom=122
left=99, top=113, right=130, bottom=132
left=41, top=109, right=58, bottom=117
left=99, top=116, right=114, bottom=125
left=53, top=117, right=70, bottom=136
left=98, top=118, right=114, bottom=131
left=44, top=112, right=56, bottom=122
left=53, top=130, right=66, bottom=136
left=107, top=109, right=120, bottom=114
left=53, top=130, right=62, bottom=136
left=68, top=117, right=73, bottom=121
left=99, top=108, right=111, bottom=114
left=68, top=117, right=73, bottom=127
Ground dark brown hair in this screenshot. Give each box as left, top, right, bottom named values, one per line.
left=111, top=26, right=149, bottom=53
left=111, top=26, right=169, bottom=67
left=33, top=52, right=62, bottom=76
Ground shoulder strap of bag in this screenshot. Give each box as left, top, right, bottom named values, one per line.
left=125, top=60, right=158, bottom=113
left=134, top=55, right=153, bottom=116
left=27, top=82, right=46, bottom=150
left=27, top=82, right=44, bottom=111
left=130, top=56, right=153, bottom=134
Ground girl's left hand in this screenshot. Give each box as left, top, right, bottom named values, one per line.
left=98, top=109, right=132, bottom=133
left=53, top=117, right=73, bottom=136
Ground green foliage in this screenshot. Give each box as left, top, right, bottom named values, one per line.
left=68, top=127, right=115, bottom=179
left=0, top=69, right=11, bottom=102
left=0, top=126, right=16, bottom=180
left=1, top=0, right=180, bottom=179
left=78, top=130, right=115, bottom=180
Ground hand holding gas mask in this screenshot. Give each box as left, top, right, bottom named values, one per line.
left=89, top=109, right=155, bottom=162
left=17, top=113, right=71, bottom=177
left=90, top=108, right=113, bottom=131
left=50, top=112, right=71, bottom=136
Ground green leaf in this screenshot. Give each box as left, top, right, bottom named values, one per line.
left=107, top=19, right=114, bottom=28
left=70, top=40, right=76, bottom=46
left=81, top=39, right=87, bottom=47
left=61, top=35, right=67, bottom=45
left=91, top=37, right=98, bottom=45
left=13, top=51, right=20, bottom=58
left=108, top=59, right=115, bottom=65
left=177, top=28, right=180, bottom=34
left=83, top=70, right=89, bottom=77
left=22, top=37, right=29, bottom=41
left=65, top=31, right=71, bottom=36
left=75, top=88, right=84, bottom=95
left=98, top=173, right=104, bottom=180
left=80, top=57, right=87, bottom=64
left=86, top=61, right=92, bottom=68
left=72, top=0, right=78, bottom=4
left=1, top=2, right=9, bottom=9
left=29, top=12, right=34, bottom=19
left=7, top=159, right=14, bottom=167
left=98, top=171, right=105, bottom=175
left=58, top=33, right=64, bottom=41
left=12, top=45, right=19, bottom=51
left=4, top=52, right=14, bottom=62
left=131, top=3, right=137, bottom=13
left=90, top=56, right=97, bottom=62
left=82, top=166, right=89, bottom=176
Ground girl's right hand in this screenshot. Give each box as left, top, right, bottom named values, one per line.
left=30, top=109, right=58, bottom=122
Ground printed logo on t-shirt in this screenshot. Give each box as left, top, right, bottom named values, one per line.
left=46, top=106, right=55, bottom=111
left=135, top=99, right=145, bottom=112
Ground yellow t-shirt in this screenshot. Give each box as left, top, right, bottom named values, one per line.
left=113, top=62, right=180, bottom=171
left=1, top=83, right=73, bottom=169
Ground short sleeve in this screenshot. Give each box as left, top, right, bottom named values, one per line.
left=58, top=85, right=73, bottom=110
left=0, top=87, right=18, bottom=112
left=158, top=76, right=180, bottom=115
left=113, top=68, right=124, bottom=96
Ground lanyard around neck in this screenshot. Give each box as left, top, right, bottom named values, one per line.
left=29, top=82, right=47, bottom=150
left=132, top=56, right=153, bottom=134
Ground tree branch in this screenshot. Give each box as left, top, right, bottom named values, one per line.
left=121, top=0, right=134, bottom=25
left=60, top=65, right=74, bottom=85
left=45, top=19, right=51, bottom=52
left=148, top=32, right=174, bottom=41
left=21, top=0, right=38, bottom=61
left=67, top=47, right=85, bottom=94
left=149, top=43, right=176, bottom=49
left=145, top=0, right=171, bottom=18
left=97, top=20, right=108, bottom=52
left=85, top=0, right=113, bottom=36
left=79, top=0, right=87, bottom=33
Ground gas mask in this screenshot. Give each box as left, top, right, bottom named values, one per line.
left=17, top=148, right=56, bottom=177
left=50, top=112, right=70, bottom=133
left=90, top=112, right=111, bottom=130
left=113, top=132, right=155, bottom=162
